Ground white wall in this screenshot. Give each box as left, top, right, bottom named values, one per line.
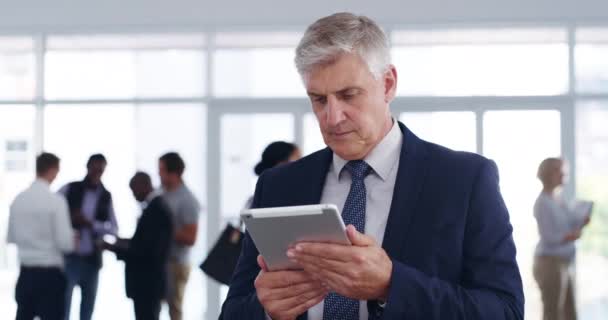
left=0, top=0, right=607, bottom=33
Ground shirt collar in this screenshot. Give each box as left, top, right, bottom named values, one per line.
left=143, top=190, right=161, bottom=209
left=332, top=118, right=403, bottom=182
left=163, top=183, right=185, bottom=195
left=33, top=178, right=51, bottom=188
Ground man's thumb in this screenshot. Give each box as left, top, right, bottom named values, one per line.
left=257, top=255, right=269, bottom=272
left=346, top=225, right=375, bottom=246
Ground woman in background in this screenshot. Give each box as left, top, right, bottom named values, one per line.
left=244, top=141, right=301, bottom=209
left=533, top=157, right=592, bottom=320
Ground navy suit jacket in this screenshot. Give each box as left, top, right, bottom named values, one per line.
left=220, top=122, right=524, bottom=319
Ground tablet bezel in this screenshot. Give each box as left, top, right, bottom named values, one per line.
left=240, top=204, right=350, bottom=271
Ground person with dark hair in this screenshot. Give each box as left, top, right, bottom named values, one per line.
left=59, top=153, right=118, bottom=320
left=158, top=152, right=200, bottom=320
left=243, top=142, right=301, bottom=209
left=7, top=152, right=75, bottom=320
left=103, top=172, right=173, bottom=320
left=254, top=141, right=301, bottom=176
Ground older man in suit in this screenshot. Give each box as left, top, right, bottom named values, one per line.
left=221, top=12, right=524, bottom=320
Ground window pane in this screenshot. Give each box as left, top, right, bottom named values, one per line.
left=0, top=37, right=35, bottom=100
left=576, top=28, right=608, bottom=94
left=391, top=29, right=568, bottom=96
left=213, top=49, right=304, bottom=97
left=399, top=112, right=476, bottom=152
left=221, top=113, right=294, bottom=220
left=483, top=110, right=561, bottom=320
left=0, top=105, right=36, bottom=317
left=44, top=104, right=208, bottom=319
left=45, top=35, right=206, bottom=99
left=47, top=34, right=206, bottom=50
left=303, top=113, right=326, bottom=156
left=576, top=100, right=608, bottom=318
left=392, top=28, right=567, bottom=45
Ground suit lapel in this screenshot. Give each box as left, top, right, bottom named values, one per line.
left=381, top=122, right=430, bottom=259
left=297, top=147, right=333, bottom=205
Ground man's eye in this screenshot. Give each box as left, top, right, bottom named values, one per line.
left=314, top=97, right=327, bottom=104
left=340, top=91, right=358, bottom=100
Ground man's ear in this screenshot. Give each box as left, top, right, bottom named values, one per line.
left=383, top=65, right=398, bottom=103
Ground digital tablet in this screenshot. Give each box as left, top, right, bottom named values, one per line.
left=240, top=204, right=350, bottom=271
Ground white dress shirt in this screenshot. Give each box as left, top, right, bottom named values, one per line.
left=308, top=119, right=403, bottom=320
left=7, top=178, right=75, bottom=268
left=533, top=192, right=582, bottom=261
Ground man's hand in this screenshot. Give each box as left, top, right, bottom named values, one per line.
left=99, top=240, right=114, bottom=251
left=71, top=211, right=92, bottom=229
left=255, top=255, right=328, bottom=320
left=287, top=225, right=393, bottom=301
left=582, top=215, right=591, bottom=227
left=564, top=229, right=582, bottom=242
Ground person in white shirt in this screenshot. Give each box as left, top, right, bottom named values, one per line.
left=7, top=152, right=75, bottom=320
left=533, top=157, right=592, bottom=320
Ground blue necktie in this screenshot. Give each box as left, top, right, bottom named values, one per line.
left=323, top=160, right=371, bottom=320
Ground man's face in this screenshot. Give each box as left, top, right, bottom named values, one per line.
left=48, top=166, right=60, bottom=184
left=554, top=161, right=568, bottom=186
left=87, top=161, right=106, bottom=186
left=130, top=183, right=147, bottom=202
left=158, top=160, right=172, bottom=188
left=304, top=53, right=397, bottom=160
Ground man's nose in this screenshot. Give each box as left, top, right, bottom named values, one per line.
left=326, top=95, right=346, bottom=126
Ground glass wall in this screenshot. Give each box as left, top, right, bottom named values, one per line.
left=391, top=29, right=568, bottom=96
left=399, top=111, right=476, bottom=152
left=1, top=25, right=608, bottom=319
left=484, top=110, right=561, bottom=320
left=0, top=37, right=35, bottom=100
left=576, top=101, right=608, bottom=318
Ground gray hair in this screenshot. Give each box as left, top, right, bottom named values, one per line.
left=295, top=12, right=391, bottom=79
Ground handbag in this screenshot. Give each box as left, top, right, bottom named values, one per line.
left=199, top=223, right=244, bottom=285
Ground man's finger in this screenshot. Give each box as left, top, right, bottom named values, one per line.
left=289, top=251, right=346, bottom=274
left=258, top=270, right=317, bottom=289
left=257, top=255, right=269, bottom=272
left=265, top=280, right=325, bottom=301
left=284, top=291, right=327, bottom=318
left=290, top=243, right=352, bottom=262
left=272, top=287, right=328, bottom=314
left=346, top=225, right=376, bottom=246
left=292, top=258, right=352, bottom=291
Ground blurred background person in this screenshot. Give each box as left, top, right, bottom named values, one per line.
left=60, top=153, right=118, bottom=320
left=159, top=152, right=201, bottom=320
left=7, top=152, right=75, bottom=320
left=103, top=172, right=173, bottom=320
left=244, top=141, right=301, bottom=209
left=533, top=157, right=593, bottom=320
left=199, top=141, right=300, bottom=285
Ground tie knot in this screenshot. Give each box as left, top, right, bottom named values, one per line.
left=345, top=160, right=372, bottom=181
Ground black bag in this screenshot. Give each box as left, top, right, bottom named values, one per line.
left=199, top=223, right=244, bottom=285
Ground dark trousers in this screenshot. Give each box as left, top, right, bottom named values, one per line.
left=132, top=294, right=161, bottom=320
left=15, top=266, right=66, bottom=320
